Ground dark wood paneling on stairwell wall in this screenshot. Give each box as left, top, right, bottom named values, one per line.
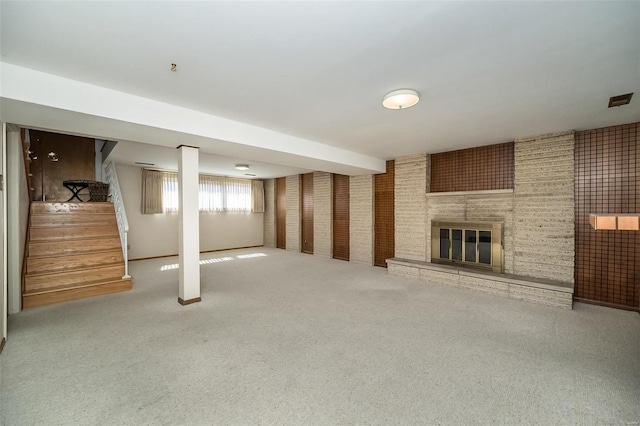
left=276, top=177, right=286, bottom=249
left=575, top=122, right=639, bottom=310
left=301, top=173, right=314, bottom=254
left=332, top=174, right=350, bottom=261
left=29, top=130, right=95, bottom=202
left=374, top=160, right=395, bottom=267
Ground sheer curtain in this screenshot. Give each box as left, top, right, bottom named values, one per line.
left=199, top=175, right=225, bottom=212
left=162, top=172, right=179, bottom=212
left=143, top=170, right=260, bottom=214
left=251, top=180, right=264, bottom=213
left=225, top=178, right=252, bottom=212
left=141, top=169, right=178, bottom=214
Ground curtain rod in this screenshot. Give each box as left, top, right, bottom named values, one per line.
left=142, top=167, right=262, bottom=181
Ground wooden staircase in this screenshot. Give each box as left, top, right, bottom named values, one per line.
left=23, top=202, right=132, bottom=309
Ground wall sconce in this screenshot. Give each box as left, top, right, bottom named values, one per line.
left=589, top=214, right=639, bottom=231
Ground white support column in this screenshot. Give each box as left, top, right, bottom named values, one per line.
left=177, top=145, right=201, bottom=305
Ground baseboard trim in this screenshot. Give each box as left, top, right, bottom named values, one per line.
left=130, top=245, right=263, bottom=262
left=0, top=337, right=6, bottom=354
left=574, top=298, right=640, bottom=312
left=178, top=297, right=201, bottom=306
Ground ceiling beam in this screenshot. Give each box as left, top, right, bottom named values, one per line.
left=0, top=62, right=386, bottom=175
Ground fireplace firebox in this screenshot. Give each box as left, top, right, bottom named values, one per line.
left=431, top=221, right=504, bottom=273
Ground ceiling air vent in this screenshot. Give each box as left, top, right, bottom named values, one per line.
left=608, top=93, right=633, bottom=108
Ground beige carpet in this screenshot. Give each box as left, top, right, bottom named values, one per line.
left=1, top=247, right=639, bottom=425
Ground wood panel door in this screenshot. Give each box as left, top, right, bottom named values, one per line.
left=374, top=160, right=395, bottom=267
left=276, top=177, right=286, bottom=249
left=30, top=130, right=95, bottom=202
left=301, top=173, right=314, bottom=254
left=332, top=174, right=350, bottom=261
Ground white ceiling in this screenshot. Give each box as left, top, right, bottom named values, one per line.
left=1, top=2, right=639, bottom=176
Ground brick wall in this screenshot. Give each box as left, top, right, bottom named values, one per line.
left=263, top=179, right=275, bottom=247
left=350, top=174, right=373, bottom=264
left=395, top=154, right=429, bottom=261
left=313, top=172, right=332, bottom=258
left=286, top=175, right=300, bottom=252
left=514, top=131, right=575, bottom=282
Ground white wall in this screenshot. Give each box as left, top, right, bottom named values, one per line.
left=117, top=164, right=263, bottom=259
left=1, top=122, right=7, bottom=344
left=6, top=125, right=30, bottom=314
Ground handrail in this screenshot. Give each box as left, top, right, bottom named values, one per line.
left=104, top=162, right=131, bottom=278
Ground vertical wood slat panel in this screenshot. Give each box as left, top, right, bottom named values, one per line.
left=332, top=174, right=350, bottom=261
left=430, top=142, right=514, bottom=192
left=575, top=123, right=639, bottom=309
left=374, top=160, right=395, bottom=267
left=301, top=173, right=314, bottom=254
left=276, top=177, right=286, bottom=249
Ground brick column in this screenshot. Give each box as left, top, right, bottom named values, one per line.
left=263, top=179, right=275, bottom=247
left=285, top=175, right=300, bottom=252
left=514, top=131, right=575, bottom=283
left=349, top=175, right=373, bottom=264
left=395, top=153, right=429, bottom=261
left=313, top=172, right=332, bottom=258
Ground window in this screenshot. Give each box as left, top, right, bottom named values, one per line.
left=431, top=221, right=503, bottom=273
left=142, top=169, right=262, bottom=214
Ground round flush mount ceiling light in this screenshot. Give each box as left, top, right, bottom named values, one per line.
left=235, top=164, right=250, bottom=171
left=382, top=89, right=420, bottom=110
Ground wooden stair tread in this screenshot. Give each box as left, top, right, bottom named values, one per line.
left=30, top=234, right=120, bottom=242
left=30, top=222, right=117, bottom=228
left=27, top=247, right=122, bottom=260
left=26, top=260, right=124, bottom=277
left=23, top=278, right=132, bottom=309
left=24, top=277, right=131, bottom=295
left=25, top=262, right=124, bottom=277
left=25, top=264, right=125, bottom=291
left=31, top=202, right=115, bottom=214
left=29, top=225, right=119, bottom=241
left=28, top=237, right=122, bottom=257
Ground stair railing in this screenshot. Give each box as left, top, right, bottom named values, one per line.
left=104, top=162, right=131, bottom=279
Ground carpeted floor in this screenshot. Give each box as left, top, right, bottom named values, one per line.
left=1, top=247, right=639, bottom=425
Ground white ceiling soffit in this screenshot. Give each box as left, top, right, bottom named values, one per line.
left=1, top=2, right=639, bottom=161
left=0, top=64, right=386, bottom=175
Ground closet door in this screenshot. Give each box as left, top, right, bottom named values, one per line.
left=332, top=174, right=350, bottom=261
left=276, top=177, right=286, bottom=249
left=374, top=160, right=395, bottom=267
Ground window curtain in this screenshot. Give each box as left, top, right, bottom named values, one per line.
left=251, top=180, right=264, bottom=213
left=141, top=169, right=178, bottom=214
left=225, top=178, right=252, bottom=212
left=143, top=170, right=258, bottom=214
left=199, top=175, right=225, bottom=212
left=141, top=169, right=163, bottom=214
left=162, top=172, right=179, bottom=212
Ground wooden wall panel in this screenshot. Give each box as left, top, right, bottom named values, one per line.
left=301, top=173, right=314, bottom=254
left=276, top=177, right=286, bottom=249
left=29, top=130, right=95, bottom=202
left=332, top=174, right=350, bottom=261
left=374, top=160, right=395, bottom=267
left=431, top=142, right=514, bottom=192
left=575, top=123, right=639, bottom=310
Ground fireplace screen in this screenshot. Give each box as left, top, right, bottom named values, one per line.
left=432, top=221, right=503, bottom=273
